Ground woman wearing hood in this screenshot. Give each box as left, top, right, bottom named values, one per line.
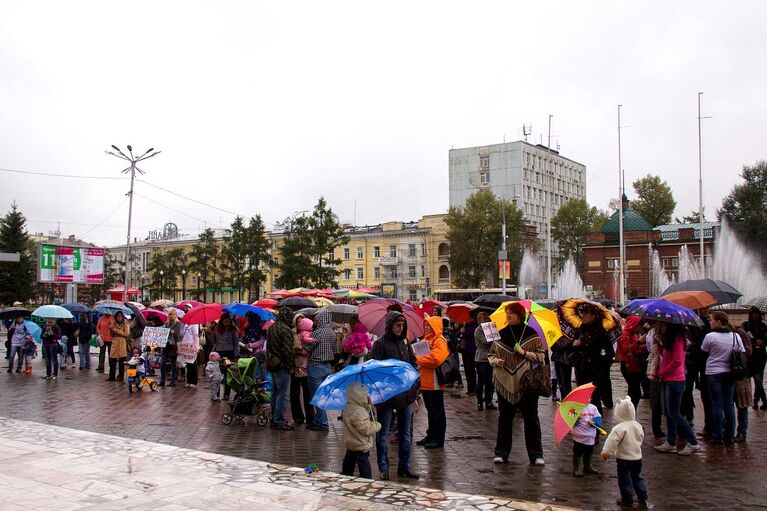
left=415, top=316, right=450, bottom=450
left=107, top=311, right=130, bottom=382
left=742, top=307, right=767, bottom=410
left=617, top=316, right=647, bottom=409
left=488, top=302, right=545, bottom=466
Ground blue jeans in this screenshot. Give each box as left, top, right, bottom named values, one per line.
left=342, top=450, right=372, bottom=479
left=707, top=372, right=735, bottom=442
left=269, top=369, right=291, bottom=426
left=737, top=401, right=748, bottom=436
left=663, top=380, right=697, bottom=446
left=616, top=459, right=648, bottom=505
left=7, top=345, right=23, bottom=371
left=308, top=363, right=332, bottom=427
left=43, top=344, right=59, bottom=377
left=375, top=403, right=414, bottom=473
left=78, top=341, right=91, bottom=369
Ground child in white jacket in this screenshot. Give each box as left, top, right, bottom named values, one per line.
left=601, top=396, right=649, bottom=508
left=341, top=382, right=381, bottom=479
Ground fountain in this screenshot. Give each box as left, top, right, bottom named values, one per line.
left=648, top=244, right=675, bottom=297
left=551, top=257, right=587, bottom=300
left=709, top=221, right=767, bottom=303
left=677, top=245, right=702, bottom=282
left=518, top=249, right=542, bottom=299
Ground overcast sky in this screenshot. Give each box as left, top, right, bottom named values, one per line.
left=2, top=1, right=765, bottom=247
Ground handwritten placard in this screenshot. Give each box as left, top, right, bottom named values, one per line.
left=481, top=322, right=501, bottom=344
left=141, top=327, right=170, bottom=348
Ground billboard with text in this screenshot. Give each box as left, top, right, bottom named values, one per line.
left=37, top=244, right=105, bottom=284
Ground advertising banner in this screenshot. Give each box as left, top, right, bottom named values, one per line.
left=38, top=245, right=104, bottom=284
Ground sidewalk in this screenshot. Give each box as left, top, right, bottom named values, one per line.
left=0, top=417, right=580, bottom=511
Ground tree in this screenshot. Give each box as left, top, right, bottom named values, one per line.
left=244, top=215, right=272, bottom=299
left=307, top=197, right=349, bottom=288
left=275, top=215, right=313, bottom=289
left=551, top=199, right=608, bottom=272
left=631, top=174, right=677, bottom=227
left=222, top=216, right=250, bottom=302
left=189, top=228, right=218, bottom=302
left=445, top=190, right=524, bottom=288
left=0, top=203, right=35, bottom=304
left=675, top=209, right=705, bottom=224
left=718, top=161, right=767, bottom=260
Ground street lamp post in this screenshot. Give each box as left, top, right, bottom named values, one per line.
left=197, top=272, right=201, bottom=301
left=182, top=269, right=187, bottom=300
left=105, top=145, right=160, bottom=300
left=159, top=270, right=164, bottom=298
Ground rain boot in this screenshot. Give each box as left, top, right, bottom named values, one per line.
left=583, top=453, right=599, bottom=474
left=572, top=455, right=584, bottom=477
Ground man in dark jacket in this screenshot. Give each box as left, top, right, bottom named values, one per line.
left=460, top=320, right=478, bottom=395
left=743, top=307, right=767, bottom=409
left=370, top=310, right=419, bottom=480
left=267, top=307, right=296, bottom=430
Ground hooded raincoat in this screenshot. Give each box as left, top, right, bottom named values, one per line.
left=602, top=396, right=644, bottom=460
left=370, top=311, right=418, bottom=410
left=266, top=307, right=296, bottom=371
left=416, top=316, right=450, bottom=391
left=342, top=382, right=382, bottom=452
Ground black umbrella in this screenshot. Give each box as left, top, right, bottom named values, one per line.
left=294, top=307, right=320, bottom=319
left=276, top=296, right=318, bottom=310
left=62, top=302, right=91, bottom=314
left=0, top=307, right=31, bottom=320
left=125, top=302, right=146, bottom=327
left=661, top=278, right=742, bottom=305
left=473, top=294, right=519, bottom=307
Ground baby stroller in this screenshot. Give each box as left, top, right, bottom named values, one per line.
left=221, top=357, right=272, bottom=426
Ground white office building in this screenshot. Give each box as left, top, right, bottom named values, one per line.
left=449, top=140, right=587, bottom=271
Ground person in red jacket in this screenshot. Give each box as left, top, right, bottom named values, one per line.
left=415, top=316, right=450, bottom=449
left=95, top=314, right=113, bottom=373
left=616, top=316, right=647, bottom=409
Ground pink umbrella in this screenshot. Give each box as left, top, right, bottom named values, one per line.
left=176, top=300, right=202, bottom=310
left=182, top=303, right=223, bottom=325
left=142, top=309, right=168, bottom=323
left=358, top=298, right=424, bottom=341
left=252, top=298, right=278, bottom=310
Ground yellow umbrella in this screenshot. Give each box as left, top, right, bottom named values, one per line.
left=313, top=297, right=334, bottom=307
left=490, top=300, right=563, bottom=349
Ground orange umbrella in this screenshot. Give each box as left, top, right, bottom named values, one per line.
left=663, top=290, right=716, bottom=310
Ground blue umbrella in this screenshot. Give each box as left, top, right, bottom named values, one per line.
left=93, top=301, right=132, bottom=316
left=310, top=359, right=420, bottom=411
left=619, top=298, right=704, bottom=327
left=31, top=305, right=73, bottom=319
left=222, top=303, right=275, bottom=321
left=62, top=302, right=91, bottom=314
left=23, top=321, right=42, bottom=344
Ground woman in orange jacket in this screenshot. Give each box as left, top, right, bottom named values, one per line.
left=415, top=316, right=450, bottom=449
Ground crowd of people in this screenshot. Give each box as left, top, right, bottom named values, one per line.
left=3, top=298, right=764, bottom=509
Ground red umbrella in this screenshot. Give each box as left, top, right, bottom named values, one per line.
left=446, top=303, right=478, bottom=324
left=176, top=300, right=202, bottom=310
left=252, top=298, right=278, bottom=310
left=182, top=304, right=223, bottom=325
left=420, top=300, right=447, bottom=317
left=358, top=298, right=424, bottom=341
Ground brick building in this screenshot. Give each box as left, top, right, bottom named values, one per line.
left=582, top=206, right=718, bottom=300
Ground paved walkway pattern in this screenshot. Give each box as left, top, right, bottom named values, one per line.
left=0, top=365, right=764, bottom=510
left=0, top=417, right=578, bottom=511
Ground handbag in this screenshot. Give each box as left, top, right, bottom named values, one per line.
left=731, top=333, right=749, bottom=380
left=520, top=360, right=552, bottom=397
left=436, top=354, right=460, bottom=385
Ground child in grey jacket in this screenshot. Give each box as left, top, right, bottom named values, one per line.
left=205, top=352, right=223, bottom=401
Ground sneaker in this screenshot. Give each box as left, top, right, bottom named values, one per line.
left=184, top=384, right=190, bottom=388
left=493, top=456, right=505, bottom=464
left=677, top=444, right=701, bottom=456
left=189, top=384, right=196, bottom=388
left=533, top=458, right=545, bottom=466
left=654, top=442, right=677, bottom=453
left=50, top=375, right=57, bottom=380
left=485, top=403, right=498, bottom=410
left=40, top=375, right=49, bottom=379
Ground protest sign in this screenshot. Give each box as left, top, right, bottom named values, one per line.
left=481, top=322, right=501, bottom=343
left=141, top=327, right=170, bottom=348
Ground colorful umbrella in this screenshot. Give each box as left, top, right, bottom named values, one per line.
left=619, top=298, right=704, bottom=327
left=420, top=300, right=447, bottom=317
left=176, top=300, right=201, bottom=310
left=358, top=298, right=424, bottom=341
left=555, top=299, right=622, bottom=345
left=662, top=291, right=717, bottom=310
left=182, top=303, right=223, bottom=325
left=127, top=301, right=146, bottom=311
left=554, top=383, right=604, bottom=443
left=31, top=305, right=73, bottom=319
left=310, top=359, right=420, bottom=410
left=313, top=297, right=335, bottom=307
left=490, top=300, right=564, bottom=349
left=222, top=303, right=275, bottom=321
left=445, top=302, right=478, bottom=324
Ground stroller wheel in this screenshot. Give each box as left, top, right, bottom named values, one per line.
left=234, top=414, right=244, bottom=421
left=149, top=381, right=159, bottom=392
left=221, top=413, right=233, bottom=425
left=268, top=411, right=273, bottom=422
left=256, top=414, right=268, bottom=427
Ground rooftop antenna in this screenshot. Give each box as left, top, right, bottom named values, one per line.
left=522, top=125, right=532, bottom=142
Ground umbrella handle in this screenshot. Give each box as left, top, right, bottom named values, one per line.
left=595, top=426, right=607, bottom=436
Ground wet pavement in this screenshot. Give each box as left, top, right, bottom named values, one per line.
left=0, top=362, right=764, bottom=510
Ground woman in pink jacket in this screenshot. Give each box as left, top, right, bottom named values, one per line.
left=653, top=322, right=700, bottom=456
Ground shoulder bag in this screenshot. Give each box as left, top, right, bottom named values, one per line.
left=436, top=353, right=460, bottom=385
left=520, top=359, right=552, bottom=397
left=731, top=333, right=749, bottom=380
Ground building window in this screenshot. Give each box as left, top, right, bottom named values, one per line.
left=408, top=265, right=416, bottom=278
left=357, top=267, right=364, bottom=279
left=374, top=266, right=380, bottom=279
left=421, top=265, right=425, bottom=277
left=480, top=170, right=490, bottom=186
left=672, top=257, right=679, bottom=268
left=327, top=250, right=334, bottom=262
left=373, top=246, right=380, bottom=258
left=409, top=289, right=418, bottom=301
left=662, top=258, right=670, bottom=268
left=389, top=245, right=397, bottom=258
left=421, top=243, right=426, bottom=256
left=343, top=269, right=351, bottom=280
left=356, top=247, right=363, bottom=259
left=480, top=154, right=489, bottom=169
left=390, top=267, right=398, bottom=279
left=343, top=247, right=350, bottom=260
left=408, top=244, right=416, bottom=257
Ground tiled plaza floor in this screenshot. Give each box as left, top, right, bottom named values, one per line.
left=0, top=360, right=764, bottom=510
